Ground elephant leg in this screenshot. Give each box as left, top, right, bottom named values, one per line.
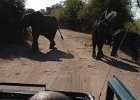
left=49, top=39, right=56, bottom=49
left=106, top=34, right=112, bottom=44
left=130, top=45, right=137, bottom=61
left=92, top=42, right=96, bottom=58
left=32, top=33, right=39, bottom=52
left=111, top=41, right=118, bottom=57
left=92, top=33, right=97, bottom=58
left=134, top=51, right=137, bottom=61
left=101, top=44, right=104, bottom=57
left=96, top=43, right=104, bottom=60
left=111, top=47, right=118, bottom=57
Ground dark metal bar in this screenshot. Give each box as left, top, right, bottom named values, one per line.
left=0, top=82, right=46, bottom=87
left=105, top=85, right=114, bottom=100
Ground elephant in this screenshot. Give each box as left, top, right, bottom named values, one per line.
left=92, top=10, right=117, bottom=59
left=92, top=20, right=109, bottom=59
left=20, top=11, right=63, bottom=52
left=111, top=29, right=140, bottom=61
left=100, top=9, right=124, bottom=44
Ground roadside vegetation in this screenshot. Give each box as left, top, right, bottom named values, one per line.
left=0, top=0, right=27, bottom=43
left=0, top=0, right=139, bottom=44
left=125, top=19, right=140, bottom=34
left=48, top=0, right=140, bottom=33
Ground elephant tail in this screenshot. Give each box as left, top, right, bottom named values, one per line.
left=58, top=28, right=64, bottom=40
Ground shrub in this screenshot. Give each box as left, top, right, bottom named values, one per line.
left=0, top=0, right=26, bottom=43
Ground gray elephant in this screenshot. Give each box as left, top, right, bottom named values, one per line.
left=92, top=20, right=109, bottom=59
left=92, top=10, right=117, bottom=59
left=111, top=29, right=140, bottom=61
left=20, top=11, right=63, bottom=52
left=100, top=9, right=124, bottom=44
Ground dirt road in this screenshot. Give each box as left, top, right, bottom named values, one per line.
left=0, top=29, right=140, bottom=99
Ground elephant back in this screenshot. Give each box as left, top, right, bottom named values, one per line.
left=30, top=11, right=44, bottom=26
left=113, top=29, right=140, bottom=47
left=129, top=31, right=140, bottom=47
left=44, top=15, right=57, bottom=23
left=44, top=15, right=58, bottom=28
left=113, top=29, right=129, bottom=41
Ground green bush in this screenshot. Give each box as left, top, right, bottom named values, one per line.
left=0, top=0, right=26, bottom=43
left=50, top=0, right=133, bottom=32
left=125, top=19, right=140, bottom=34
left=51, top=7, right=65, bottom=26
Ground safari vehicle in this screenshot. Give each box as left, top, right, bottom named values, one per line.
left=0, top=76, right=136, bottom=100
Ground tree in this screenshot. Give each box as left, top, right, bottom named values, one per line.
left=50, top=0, right=135, bottom=32
left=0, top=0, right=26, bottom=43
left=62, top=0, right=84, bottom=29
left=46, top=3, right=63, bottom=14
left=126, top=19, right=140, bottom=33
left=25, top=8, right=35, bottom=14
left=51, top=7, right=65, bottom=26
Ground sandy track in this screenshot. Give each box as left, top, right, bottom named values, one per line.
left=0, top=29, right=140, bottom=99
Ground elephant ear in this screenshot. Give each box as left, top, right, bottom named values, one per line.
left=105, top=11, right=117, bottom=23
left=20, top=13, right=32, bottom=30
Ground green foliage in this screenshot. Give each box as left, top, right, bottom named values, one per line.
left=49, top=0, right=135, bottom=33
left=62, top=0, right=84, bottom=29
left=50, top=0, right=84, bottom=29
left=0, top=0, right=26, bottom=43
left=51, top=7, right=65, bottom=25
left=78, top=0, right=109, bottom=31
left=107, top=0, right=132, bottom=22
left=125, top=19, right=140, bottom=33
left=78, top=3, right=94, bottom=31
left=46, top=3, right=63, bottom=14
